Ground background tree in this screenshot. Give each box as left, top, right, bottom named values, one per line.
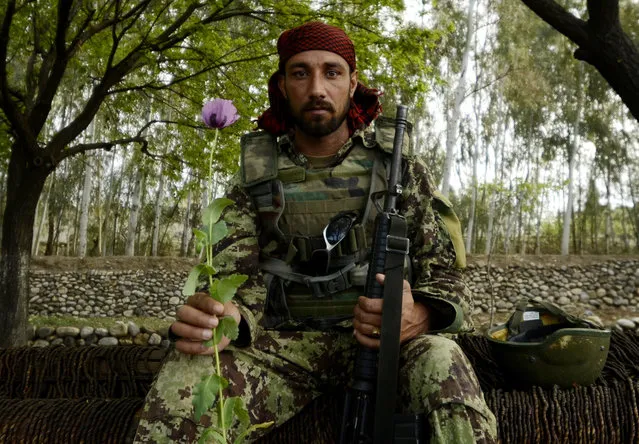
left=0, top=0, right=443, bottom=346
left=518, top=0, right=639, bottom=121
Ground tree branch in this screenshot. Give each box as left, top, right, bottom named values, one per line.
left=108, top=52, right=275, bottom=94
left=518, top=0, right=589, bottom=47
left=587, top=0, right=620, bottom=34
left=28, top=0, right=74, bottom=136
left=0, top=0, right=29, bottom=143
left=61, top=136, right=147, bottom=160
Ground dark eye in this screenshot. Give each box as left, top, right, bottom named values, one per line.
left=327, top=70, right=339, bottom=78
left=292, top=70, right=308, bottom=79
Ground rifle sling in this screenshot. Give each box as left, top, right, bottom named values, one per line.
left=374, top=213, right=409, bottom=444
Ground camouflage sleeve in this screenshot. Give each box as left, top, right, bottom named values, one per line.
left=212, top=175, right=266, bottom=346
left=399, top=155, right=474, bottom=333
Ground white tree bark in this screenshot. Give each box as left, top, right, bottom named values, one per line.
left=101, top=152, right=116, bottom=255
left=78, top=156, right=93, bottom=258
left=32, top=177, right=53, bottom=255
left=96, top=153, right=102, bottom=255
left=604, top=171, right=614, bottom=254
left=485, top=114, right=507, bottom=255
left=561, top=66, right=584, bottom=255
left=125, top=167, right=145, bottom=256
left=180, top=187, right=192, bottom=257
left=151, top=165, right=165, bottom=256
left=441, top=0, right=477, bottom=197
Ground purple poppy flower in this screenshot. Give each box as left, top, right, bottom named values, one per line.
left=202, top=99, right=240, bottom=129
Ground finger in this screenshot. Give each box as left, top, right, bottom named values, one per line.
left=357, top=296, right=383, bottom=314
left=375, top=274, right=412, bottom=292
left=353, top=329, right=380, bottom=349
left=176, top=304, right=219, bottom=329
left=174, top=338, right=217, bottom=356
left=186, top=292, right=225, bottom=316
left=353, top=304, right=382, bottom=327
left=353, top=318, right=381, bottom=338
left=170, top=320, right=214, bottom=342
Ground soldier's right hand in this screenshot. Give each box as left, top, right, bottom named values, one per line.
left=171, top=292, right=240, bottom=355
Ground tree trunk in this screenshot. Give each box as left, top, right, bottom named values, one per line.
left=101, top=152, right=117, bottom=256
left=151, top=167, right=165, bottom=256
left=78, top=155, right=93, bottom=258
left=441, top=0, right=476, bottom=196
left=180, top=188, right=192, bottom=257
left=125, top=168, right=144, bottom=256
left=0, top=144, right=48, bottom=347
left=32, top=177, right=53, bottom=256
left=96, top=154, right=102, bottom=255
left=44, top=177, right=56, bottom=256
left=561, top=65, right=583, bottom=255
left=0, top=168, right=6, bottom=244
left=604, top=170, right=614, bottom=254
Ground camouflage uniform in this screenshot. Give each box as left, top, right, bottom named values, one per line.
left=135, top=126, right=497, bottom=443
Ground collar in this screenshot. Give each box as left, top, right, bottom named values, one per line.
left=277, top=128, right=374, bottom=167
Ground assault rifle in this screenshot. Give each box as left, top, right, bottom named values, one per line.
left=339, top=105, right=425, bottom=444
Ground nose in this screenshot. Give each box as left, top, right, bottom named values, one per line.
left=308, top=72, right=326, bottom=99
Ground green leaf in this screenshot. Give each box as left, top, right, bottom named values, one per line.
left=233, top=397, right=250, bottom=427
left=193, top=228, right=208, bottom=244
left=198, top=426, right=224, bottom=444
left=233, top=421, right=274, bottom=444
left=213, top=316, right=239, bottom=345
left=182, top=264, right=217, bottom=296
left=222, top=396, right=240, bottom=430
left=217, top=274, right=248, bottom=303
left=203, top=198, right=234, bottom=226
left=192, top=374, right=218, bottom=422
left=192, top=374, right=229, bottom=422
left=209, top=220, right=228, bottom=246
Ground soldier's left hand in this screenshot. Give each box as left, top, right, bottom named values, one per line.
left=353, top=273, right=430, bottom=349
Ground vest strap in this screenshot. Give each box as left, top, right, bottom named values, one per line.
left=285, top=196, right=367, bottom=215
left=260, top=259, right=357, bottom=299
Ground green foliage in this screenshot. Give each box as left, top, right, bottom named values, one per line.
left=193, top=373, right=229, bottom=422
left=213, top=275, right=249, bottom=304
left=212, top=316, right=239, bottom=346
left=183, top=263, right=217, bottom=296
left=184, top=197, right=268, bottom=442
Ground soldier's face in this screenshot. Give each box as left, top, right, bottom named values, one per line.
left=279, top=50, right=357, bottom=138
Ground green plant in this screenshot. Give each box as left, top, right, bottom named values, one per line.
left=181, top=99, right=272, bottom=443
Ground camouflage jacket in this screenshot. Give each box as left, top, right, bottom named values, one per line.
left=212, top=128, right=474, bottom=347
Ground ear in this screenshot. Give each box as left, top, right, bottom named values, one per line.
left=349, top=70, right=358, bottom=98
left=278, top=74, right=287, bottom=100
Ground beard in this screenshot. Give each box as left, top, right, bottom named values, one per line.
left=288, top=97, right=350, bottom=138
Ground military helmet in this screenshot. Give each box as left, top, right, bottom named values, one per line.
left=486, top=298, right=611, bottom=389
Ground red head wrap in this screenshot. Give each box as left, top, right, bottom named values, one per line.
left=257, top=22, right=382, bottom=137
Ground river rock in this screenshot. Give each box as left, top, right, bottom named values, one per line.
left=148, top=333, right=162, bottom=346
left=56, top=326, right=80, bottom=338
left=109, top=322, right=128, bottom=337
left=98, top=337, right=119, bottom=346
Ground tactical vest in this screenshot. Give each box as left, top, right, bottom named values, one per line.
left=240, top=118, right=412, bottom=329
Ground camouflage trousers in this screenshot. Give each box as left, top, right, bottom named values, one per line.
left=134, top=330, right=497, bottom=443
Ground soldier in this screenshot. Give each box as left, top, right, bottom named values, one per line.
left=135, top=21, right=497, bottom=443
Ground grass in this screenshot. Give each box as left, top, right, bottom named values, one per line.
left=28, top=315, right=172, bottom=331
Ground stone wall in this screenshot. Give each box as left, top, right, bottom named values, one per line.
left=466, top=259, right=639, bottom=316
left=28, top=257, right=639, bottom=323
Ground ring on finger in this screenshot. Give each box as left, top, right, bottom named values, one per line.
left=371, top=327, right=381, bottom=338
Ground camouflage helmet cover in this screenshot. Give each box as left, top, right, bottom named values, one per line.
left=486, top=298, right=611, bottom=388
